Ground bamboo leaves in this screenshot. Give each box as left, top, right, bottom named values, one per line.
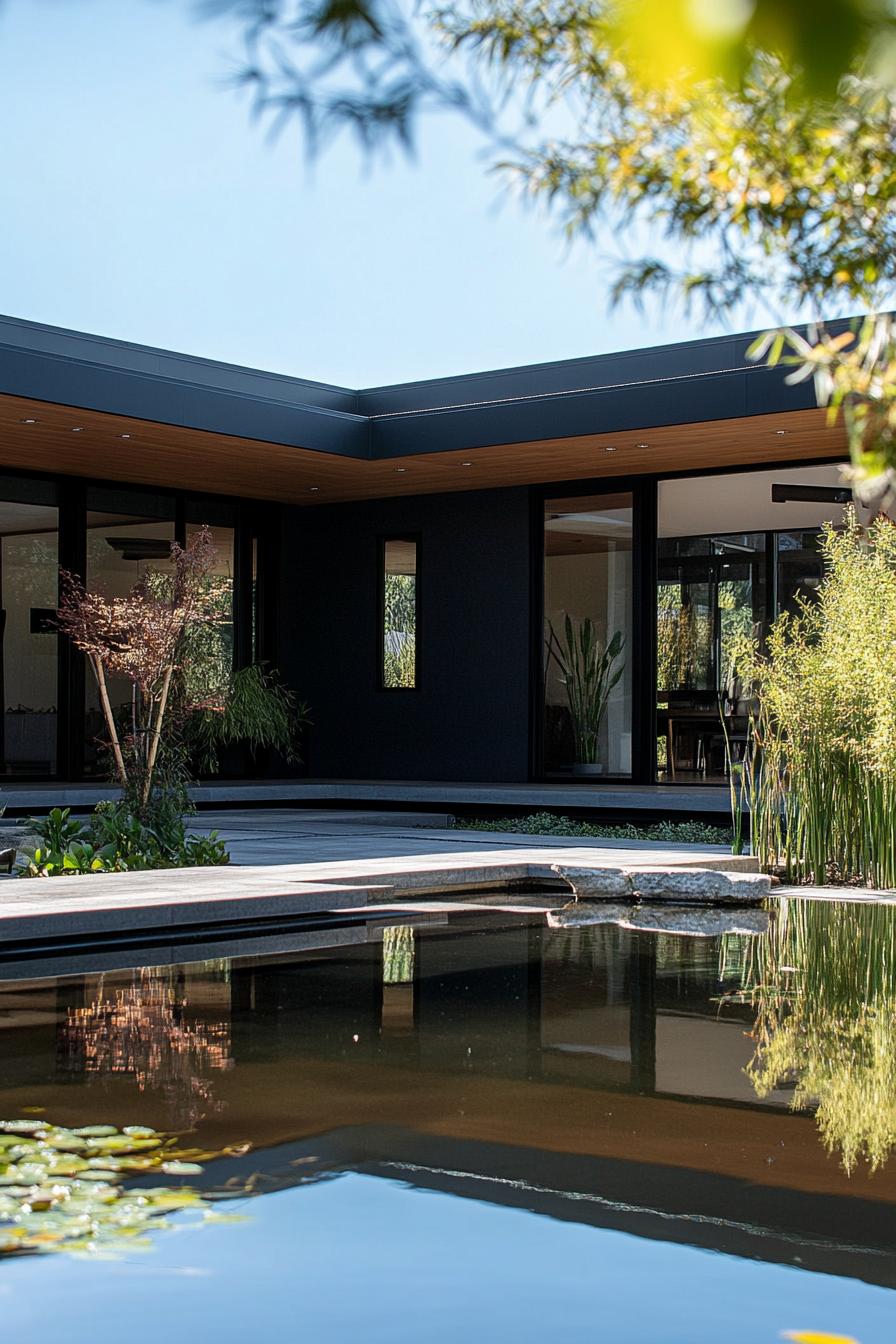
left=741, top=510, right=896, bottom=888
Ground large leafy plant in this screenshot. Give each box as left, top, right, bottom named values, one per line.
left=546, top=616, right=624, bottom=766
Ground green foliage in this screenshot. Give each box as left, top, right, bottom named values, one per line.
left=546, top=617, right=624, bottom=765
left=17, top=803, right=231, bottom=877
left=453, top=811, right=732, bottom=845
left=741, top=898, right=896, bottom=1174
left=179, top=830, right=230, bottom=867
left=741, top=510, right=896, bottom=887
left=207, top=3, right=896, bottom=501
left=0, top=1117, right=230, bottom=1258
left=750, top=316, right=896, bottom=516
left=187, top=662, right=309, bottom=775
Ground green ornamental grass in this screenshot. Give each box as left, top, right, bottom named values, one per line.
left=743, top=510, right=896, bottom=888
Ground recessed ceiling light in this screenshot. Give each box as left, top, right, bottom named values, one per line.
left=20, top=418, right=36, bottom=425
left=636, top=442, right=649, bottom=449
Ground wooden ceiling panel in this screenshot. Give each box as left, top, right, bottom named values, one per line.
left=0, top=394, right=847, bottom=506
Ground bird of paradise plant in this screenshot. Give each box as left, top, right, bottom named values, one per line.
left=546, top=616, right=625, bottom=769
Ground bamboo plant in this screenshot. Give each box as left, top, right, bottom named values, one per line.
left=735, top=510, right=896, bottom=888
left=546, top=616, right=625, bottom=769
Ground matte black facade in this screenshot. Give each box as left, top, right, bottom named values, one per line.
left=281, top=488, right=532, bottom=781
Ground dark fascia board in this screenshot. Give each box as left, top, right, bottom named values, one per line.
left=369, top=362, right=818, bottom=459
left=0, top=312, right=865, bottom=464
left=0, top=314, right=369, bottom=460
left=358, top=324, right=771, bottom=417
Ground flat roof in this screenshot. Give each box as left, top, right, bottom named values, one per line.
left=0, top=313, right=851, bottom=502
left=0, top=312, right=846, bottom=458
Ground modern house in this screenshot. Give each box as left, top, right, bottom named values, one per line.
left=0, top=313, right=850, bottom=805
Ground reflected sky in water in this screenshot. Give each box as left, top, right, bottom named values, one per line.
left=2, top=1175, right=894, bottom=1344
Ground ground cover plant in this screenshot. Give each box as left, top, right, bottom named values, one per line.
left=452, top=811, right=732, bottom=845
left=16, top=805, right=229, bottom=877
left=742, top=511, right=896, bottom=888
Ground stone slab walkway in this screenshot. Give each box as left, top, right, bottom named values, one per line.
left=0, top=809, right=748, bottom=945
left=1, top=809, right=886, bottom=951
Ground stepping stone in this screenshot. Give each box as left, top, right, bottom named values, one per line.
left=626, top=866, right=771, bottom=904
left=549, top=865, right=633, bottom=898
left=550, top=863, right=770, bottom=905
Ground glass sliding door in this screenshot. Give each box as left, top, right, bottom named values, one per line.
left=543, top=492, right=633, bottom=777
left=0, top=483, right=59, bottom=775
left=656, top=462, right=851, bottom=781
left=656, top=534, right=766, bottom=778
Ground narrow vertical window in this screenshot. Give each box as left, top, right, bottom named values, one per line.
left=382, top=538, right=418, bottom=688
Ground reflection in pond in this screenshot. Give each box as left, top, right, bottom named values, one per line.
left=57, top=965, right=234, bottom=1129
left=740, top=899, right=896, bottom=1172
left=382, top=925, right=415, bottom=985
left=1, top=910, right=895, bottom=1343
left=0, top=1119, right=240, bottom=1258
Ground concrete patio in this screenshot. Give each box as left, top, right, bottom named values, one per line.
left=3, top=809, right=889, bottom=961
left=0, top=808, right=752, bottom=949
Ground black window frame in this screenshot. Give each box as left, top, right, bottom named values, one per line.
left=377, top=532, right=421, bottom=692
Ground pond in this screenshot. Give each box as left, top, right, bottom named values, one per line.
left=0, top=900, right=894, bottom=1343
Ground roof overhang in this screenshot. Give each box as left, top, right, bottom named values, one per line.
left=0, top=393, right=846, bottom=504
left=0, top=314, right=851, bottom=503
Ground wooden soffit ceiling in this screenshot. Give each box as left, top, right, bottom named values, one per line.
left=0, top=394, right=847, bottom=506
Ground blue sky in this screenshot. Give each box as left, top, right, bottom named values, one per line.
left=1, top=0, right=787, bottom=386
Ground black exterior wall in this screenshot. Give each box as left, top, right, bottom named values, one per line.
left=280, top=487, right=532, bottom=781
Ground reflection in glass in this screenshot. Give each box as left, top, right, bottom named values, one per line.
left=0, top=493, right=59, bottom=774
left=656, top=534, right=765, bottom=779
left=382, top=538, right=417, bottom=688
left=543, top=494, right=633, bottom=776
left=185, top=515, right=235, bottom=707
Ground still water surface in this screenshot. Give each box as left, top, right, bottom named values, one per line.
left=1, top=903, right=895, bottom=1342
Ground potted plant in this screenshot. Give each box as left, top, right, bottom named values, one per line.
left=547, top=616, right=625, bottom=776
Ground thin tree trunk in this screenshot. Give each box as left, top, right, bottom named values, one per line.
left=91, top=655, right=128, bottom=786
left=142, top=664, right=174, bottom=808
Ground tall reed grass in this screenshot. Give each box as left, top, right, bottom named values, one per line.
left=742, top=511, right=896, bottom=888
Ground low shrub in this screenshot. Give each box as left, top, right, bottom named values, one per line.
left=16, top=805, right=230, bottom=877
left=451, top=811, right=731, bottom=845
